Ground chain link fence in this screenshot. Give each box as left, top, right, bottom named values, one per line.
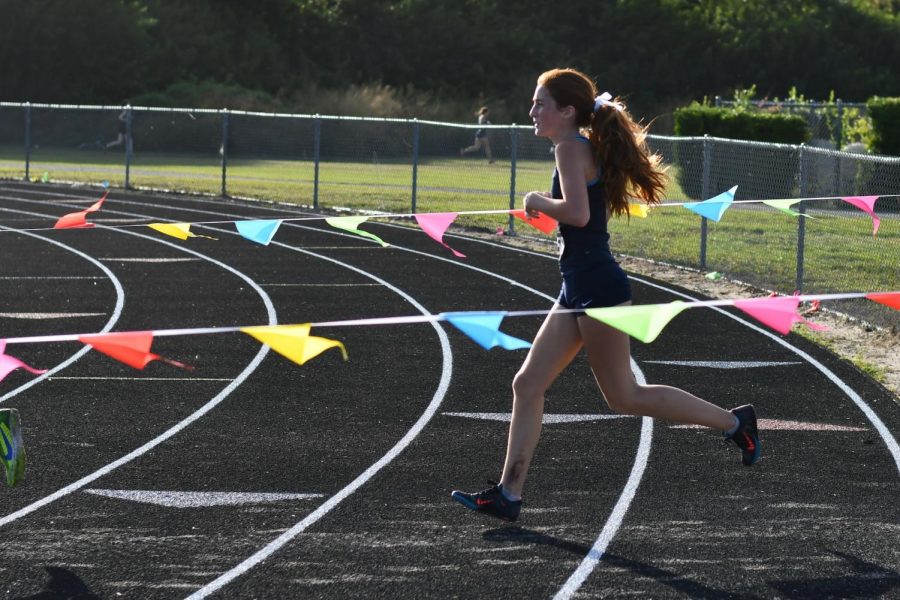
left=714, top=97, right=869, bottom=150
left=1, top=103, right=897, bottom=328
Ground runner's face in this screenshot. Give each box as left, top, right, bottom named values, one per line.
left=529, top=85, right=571, bottom=141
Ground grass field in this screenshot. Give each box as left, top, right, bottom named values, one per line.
left=0, top=146, right=896, bottom=326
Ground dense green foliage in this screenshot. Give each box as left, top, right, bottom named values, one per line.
left=867, top=97, right=900, bottom=155
left=673, top=105, right=810, bottom=144
left=2, top=0, right=899, bottom=123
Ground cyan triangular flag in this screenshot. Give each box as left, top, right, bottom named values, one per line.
left=683, top=185, right=737, bottom=222
left=443, top=312, right=531, bottom=351
left=236, top=219, right=282, bottom=245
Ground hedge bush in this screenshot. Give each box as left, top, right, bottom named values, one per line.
left=867, top=97, right=900, bottom=156
left=673, top=104, right=809, bottom=198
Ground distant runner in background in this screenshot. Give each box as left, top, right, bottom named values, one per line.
left=460, top=106, right=494, bottom=163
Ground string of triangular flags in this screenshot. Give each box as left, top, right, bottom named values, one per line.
left=1, top=291, right=896, bottom=385
left=27, top=184, right=894, bottom=257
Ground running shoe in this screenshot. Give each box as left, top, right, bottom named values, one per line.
left=726, top=404, right=760, bottom=466
left=451, top=481, right=521, bottom=522
left=0, top=408, right=25, bottom=487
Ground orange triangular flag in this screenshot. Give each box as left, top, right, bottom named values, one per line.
left=511, top=210, right=558, bottom=234
left=54, top=191, right=108, bottom=229
left=866, top=292, right=900, bottom=310
left=79, top=331, right=191, bottom=370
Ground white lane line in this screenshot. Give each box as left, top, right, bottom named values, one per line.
left=45, top=196, right=654, bottom=598
left=102, top=257, right=200, bottom=263
left=84, top=489, right=325, bottom=508
left=643, top=360, right=802, bottom=369
left=554, top=364, right=652, bottom=600
left=630, top=274, right=900, bottom=475
left=0, top=225, right=277, bottom=528
left=443, top=412, right=633, bottom=424
left=0, top=312, right=106, bottom=319
left=0, top=222, right=126, bottom=405
left=48, top=377, right=233, bottom=382
left=672, top=419, right=867, bottom=432
left=262, top=283, right=382, bottom=287
left=0, top=276, right=105, bottom=280
left=185, top=237, right=455, bottom=599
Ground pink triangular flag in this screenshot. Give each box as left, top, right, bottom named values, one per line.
left=0, top=340, right=47, bottom=383
left=733, top=296, right=827, bottom=335
left=54, top=191, right=108, bottom=229
left=841, top=196, right=880, bottom=236
left=414, top=213, right=465, bottom=258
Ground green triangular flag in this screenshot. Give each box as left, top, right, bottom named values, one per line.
left=325, top=216, right=389, bottom=247
left=585, top=301, right=688, bottom=343
left=762, top=199, right=813, bottom=218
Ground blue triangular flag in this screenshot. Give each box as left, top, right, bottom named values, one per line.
left=236, top=219, right=282, bottom=246
left=683, top=185, right=737, bottom=222
left=443, top=312, right=532, bottom=351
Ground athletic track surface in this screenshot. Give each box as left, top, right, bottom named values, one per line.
left=0, top=182, right=897, bottom=599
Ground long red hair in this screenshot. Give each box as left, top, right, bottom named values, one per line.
left=537, top=68, right=667, bottom=217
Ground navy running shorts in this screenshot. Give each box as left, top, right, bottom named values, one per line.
left=557, top=261, right=631, bottom=310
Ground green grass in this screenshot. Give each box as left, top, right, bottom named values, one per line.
left=1, top=146, right=896, bottom=311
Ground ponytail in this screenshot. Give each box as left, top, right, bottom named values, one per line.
left=537, top=68, right=667, bottom=216
left=587, top=102, right=667, bottom=218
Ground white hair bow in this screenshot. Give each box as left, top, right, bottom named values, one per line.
left=593, top=92, right=623, bottom=112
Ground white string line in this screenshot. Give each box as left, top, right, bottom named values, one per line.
left=0, top=190, right=895, bottom=235
left=1, top=291, right=890, bottom=346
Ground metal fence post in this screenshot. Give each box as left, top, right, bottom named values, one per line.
left=24, top=103, right=32, bottom=181
left=508, top=125, right=518, bottom=235
left=411, top=119, right=420, bottom=213
left=796, top=144, right=806, bottom=293
left=835, top=99, right=844, bottom=149
left=124, top=105, right=133, bottom=189
left=220, top=109, right=229, bottom=197
left=699, top=135, right=711, bottom=270
left=313, top=115, right=321, bottom=210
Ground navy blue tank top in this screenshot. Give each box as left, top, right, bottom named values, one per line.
left=552, top=136, right=614, bottom=268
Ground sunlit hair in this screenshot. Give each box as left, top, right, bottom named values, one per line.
left=536, top=68, right=667, bottom=217
left=476, top=106, right=489, bottom=116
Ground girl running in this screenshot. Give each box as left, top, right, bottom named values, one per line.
left=451, top=68, right=759, bottom=522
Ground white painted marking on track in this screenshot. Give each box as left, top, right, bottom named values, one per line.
left=41, top=193, right=654, bottom=597
left=102, top=257, right=200, bottom=263
left=262, top=283, right=382, bottom=287
left=0, top=225, right=278, bottom=528
left=0, top=221, right=126, bottom=405
left=0, top=312, right=106, bottom=319
left=49, top=376, right=233, bottom=382
left=0, top=276, right=105, bottom=280
left=671, top=418, right=868, bottom=432
left=184, top=231, right=456, bottom=599
left=629, top=274, right=900, bottom=474
left=84, top=489, right=325, bottom=508
left=554, top=366, right=653, bottom=600
left=442, top=412, right=633, bottom=424
left=643, top=360, right=801, bottom=369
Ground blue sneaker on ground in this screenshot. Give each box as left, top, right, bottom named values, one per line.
left=0, top=408, right=25, bottom=487
left=726, top=404, right=760, bottom=466
left=452, top=481, right=522, bottom=522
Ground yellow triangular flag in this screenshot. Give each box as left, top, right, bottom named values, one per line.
left=148, top=222, right=196, bottom=240
left=627, top=203, right=649, bottom=218
left=241, top=324, right=348, bottom=366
